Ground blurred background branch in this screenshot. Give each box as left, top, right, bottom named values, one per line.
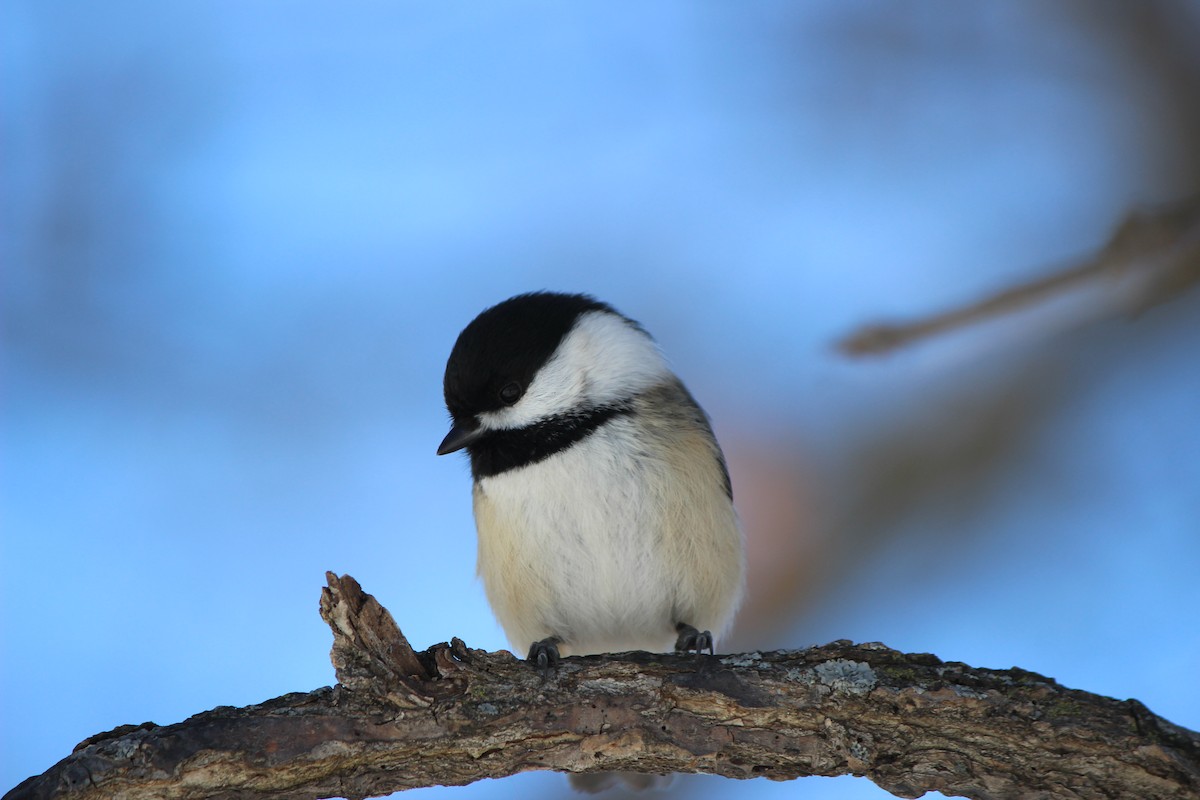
left=837, top=195, right=1200, bottom=357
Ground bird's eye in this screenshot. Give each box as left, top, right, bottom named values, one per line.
left=498, top=382, right=523, bottom=405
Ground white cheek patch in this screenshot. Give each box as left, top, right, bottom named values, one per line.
left=479, top=310, right=671, bottom=431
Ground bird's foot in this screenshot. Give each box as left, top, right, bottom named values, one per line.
left=527, top=637, right=561, bottom=672
left=674, top=623, right=714, bottom=655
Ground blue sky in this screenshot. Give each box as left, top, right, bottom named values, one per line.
left=4, top=4, right=1198, bottom=798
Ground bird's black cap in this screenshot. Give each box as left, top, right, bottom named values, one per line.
left=442, top=292, right=615, bottom=426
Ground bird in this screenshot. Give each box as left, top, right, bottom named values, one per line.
left=437, top=292, right=745, bottom=789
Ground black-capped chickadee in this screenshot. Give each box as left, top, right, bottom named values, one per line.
left=438, top=292, right=745, bottom=671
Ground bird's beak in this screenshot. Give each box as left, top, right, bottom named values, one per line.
left=437, top=422, right=483, bottom=455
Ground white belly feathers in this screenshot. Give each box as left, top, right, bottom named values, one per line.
left=472, top=412, right=742, bottom=657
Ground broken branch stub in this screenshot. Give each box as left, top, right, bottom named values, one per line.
left=318, top=571, right=432, bottom=706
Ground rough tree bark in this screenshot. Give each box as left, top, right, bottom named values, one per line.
left=7, top=574, right=1198, bottom=800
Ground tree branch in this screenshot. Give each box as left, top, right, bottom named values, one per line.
left=8, top=574, right=1198, bottom=800
left=837, top=195, right=1200, bottom=356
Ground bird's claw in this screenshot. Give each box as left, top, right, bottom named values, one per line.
left=674, top=623, right=714, bottom=655
left=527, top=637, right=561, bottom=672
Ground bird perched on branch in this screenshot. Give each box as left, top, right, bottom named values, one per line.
left=438, top=292, right=745, bottom=790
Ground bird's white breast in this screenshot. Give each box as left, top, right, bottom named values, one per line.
left=472, top=396, right=743, bottom=657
